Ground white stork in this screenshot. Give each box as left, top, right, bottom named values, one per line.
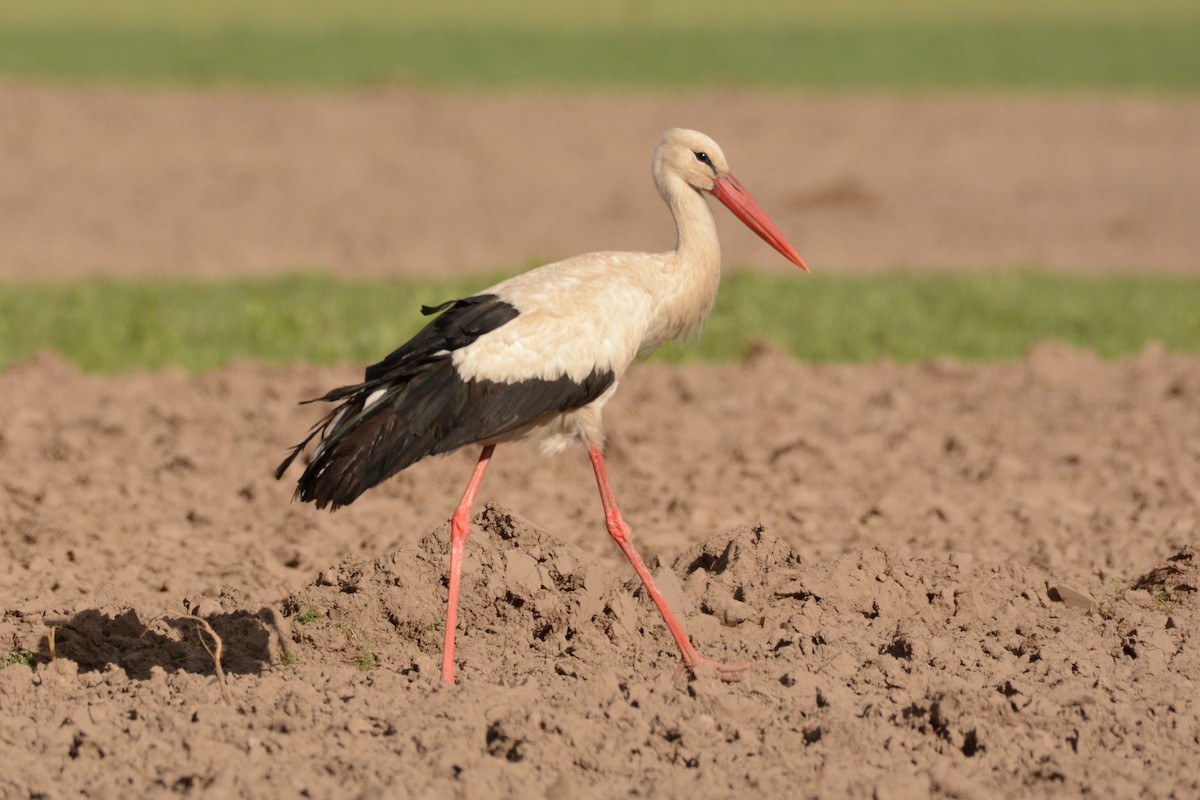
left=277, top=128, right=808, bottom=684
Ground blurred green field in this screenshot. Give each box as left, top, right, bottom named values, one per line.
left=4, top=272, right=1199, bottom=374
left=1, top=0, right=1196, bottom=90
left=10, top=0, right=1194, bottom=29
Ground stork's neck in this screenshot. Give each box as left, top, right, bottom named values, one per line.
left=644, top=174, right=723, bottom=346
left=665, top=176, right=721, bottom=273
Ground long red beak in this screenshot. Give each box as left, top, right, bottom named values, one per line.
left=711, top=173, right=808, bottom=271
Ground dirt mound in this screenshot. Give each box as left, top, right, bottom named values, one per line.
left=283, top=503, right=631, bottom=683
left=282, top=504, right=800, bottom=684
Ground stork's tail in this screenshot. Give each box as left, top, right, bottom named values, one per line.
left=274, top=383, right=420, bottom=510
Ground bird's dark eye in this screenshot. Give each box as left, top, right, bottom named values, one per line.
left=694, top=151, right=712, bottom=166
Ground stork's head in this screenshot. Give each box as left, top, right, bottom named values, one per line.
left=653, top=128, right=808, bottom=271
left=654, top=128, right=731, bottom=194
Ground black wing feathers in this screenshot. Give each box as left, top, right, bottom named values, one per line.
left=276, top=294, right=615, bottom=510
left=364, top=295, right=518, bottom=383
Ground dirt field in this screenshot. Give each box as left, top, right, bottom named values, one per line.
left=4, top=84, right=1199, bottom=279
left=2, top=346, right=1197, bottom=797
left=2, top=85, right=1200, bottom=798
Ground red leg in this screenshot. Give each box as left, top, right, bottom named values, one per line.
left=586, top=443, right=750, bottom=681
left=441, top=444, right=495, bottom=685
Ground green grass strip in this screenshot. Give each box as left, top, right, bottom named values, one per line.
left=0, top=22, right=1197, bottom=92
left=2, top=272, right=1199, bottom=375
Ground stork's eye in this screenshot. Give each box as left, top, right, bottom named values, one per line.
left=694, top=151, right=712, bottom=166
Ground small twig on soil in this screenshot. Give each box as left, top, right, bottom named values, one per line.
left=48, top=625, right=57, bottom=662
left=182, top=614, right=232, bottom=706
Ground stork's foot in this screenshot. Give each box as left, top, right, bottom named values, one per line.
left=673, top=653, right=754, bottom=683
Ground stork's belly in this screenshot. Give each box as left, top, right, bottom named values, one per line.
left=478, top=381, right=620, bottom=455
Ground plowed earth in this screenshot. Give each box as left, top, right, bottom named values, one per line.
left=2, top=345, right=1198, bottom=798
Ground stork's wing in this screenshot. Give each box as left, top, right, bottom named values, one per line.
left=276, top=294, right=614, bottom=509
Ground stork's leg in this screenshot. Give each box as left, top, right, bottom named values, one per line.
left=441, top=444, right=495, bottom=685
left=586, top=443, right=750, bottom=681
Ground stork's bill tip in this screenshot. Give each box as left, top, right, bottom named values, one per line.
left=711, top=173, right=808, bottom=272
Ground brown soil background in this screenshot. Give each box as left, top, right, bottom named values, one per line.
left=2, top=85, right=1200, bottom=798
left=4, top=84, right=1199, bottom=278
